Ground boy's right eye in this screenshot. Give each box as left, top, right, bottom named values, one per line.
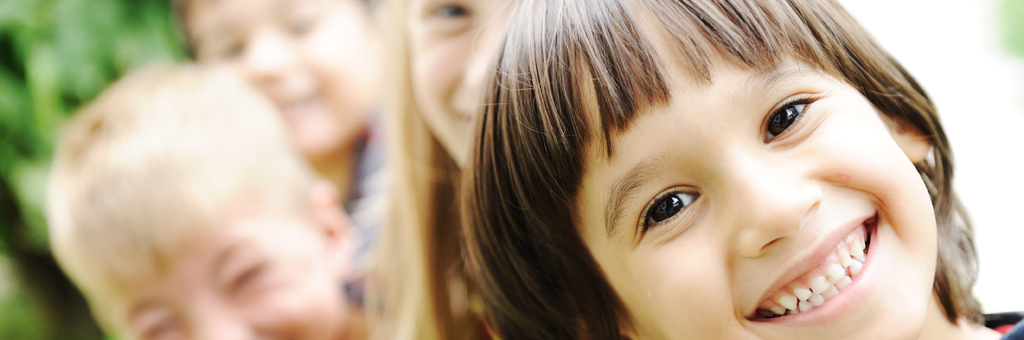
left=141, top=318, right=184, bottom=340
left=642, top=191, right=698, bottom=233
left=228, top=262, right=267, bottom=296
left=208, top=39, right=245, bottom=61
left=764, top=96, right=814, bottom=143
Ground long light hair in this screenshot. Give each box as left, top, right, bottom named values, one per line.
left=365, top=0, right=483, bottom=339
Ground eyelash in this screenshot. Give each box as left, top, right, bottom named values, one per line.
left=219, top=41, right=244, bottom=60
left=424, top=2, right=473, bottom=34
left=764, top=96, right=816, bottom=143
left=640, top=190, right=699, bottom=234
left=289, top=16, right=319, bottom=36
left=436, top=4, right=470, bottom=18
left=142, top=318, right=182, bottom=340
left=229, top=263, right=267, bottom=295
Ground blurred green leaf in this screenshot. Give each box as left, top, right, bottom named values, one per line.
left=0, top=0, right=186, bottom=338
left=26, top=41, right=63, bottom=145
left=999, top=0, right=1024, bottom=58
left=11, top=161, right=50, bottom=251
left=0, top=256, right=50, bottom=340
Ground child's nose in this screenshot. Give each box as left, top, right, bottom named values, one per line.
left=726, top=157, right=822, bottom=258
left=242, top=29, right=301, bottom=87
left=193, top=311, right=254, bottom=340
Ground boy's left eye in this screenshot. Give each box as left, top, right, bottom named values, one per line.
left=765, top=98, right=813, bottom=142
left=289, top=16, right=319, bottom=36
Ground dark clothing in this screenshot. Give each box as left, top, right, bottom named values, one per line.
left=986, top=312, right=1024, bottom=340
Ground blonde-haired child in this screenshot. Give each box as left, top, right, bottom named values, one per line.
left=465, top=0, right=1017, bottom=339
left=47, top=64, right=362, bottom=340
left=367, top=0, right=512, bottom=339
left=174, top=0, right=387, bottom=280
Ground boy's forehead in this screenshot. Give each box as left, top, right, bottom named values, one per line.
left=590, top=59, right=824, bottom=165
left=185, top=0, right=332, bottom=38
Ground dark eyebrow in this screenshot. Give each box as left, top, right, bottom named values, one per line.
left=604, top=157, right=661, bottom=237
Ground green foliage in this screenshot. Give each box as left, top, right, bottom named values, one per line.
left=0, top=0, right=185, bottom=338
left=999, top=0, right=1024, bottom=58
left=0, top=258, right=49, bottom=340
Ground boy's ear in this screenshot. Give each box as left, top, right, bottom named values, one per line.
left=307, top=181, right=354, bottom=274
left=887, top=119, right=932, bottom=164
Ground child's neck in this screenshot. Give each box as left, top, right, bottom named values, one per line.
left=919, top=294, right=1001, bottom=340
left=310, top=142, right=359, bottom=205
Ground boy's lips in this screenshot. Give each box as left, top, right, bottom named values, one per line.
left=747, top=213, right=878, bottom=321
left=279, top=95, right=322, bottom=123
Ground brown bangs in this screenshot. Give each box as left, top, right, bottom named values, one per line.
left=490, top=0, right=916, bottom=159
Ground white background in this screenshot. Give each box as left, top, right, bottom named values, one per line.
left=838, top=0, right=1024, bottom=313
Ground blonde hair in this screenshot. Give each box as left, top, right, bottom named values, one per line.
left=365, top=0, right=483, bottom=339
left=47, top=64, right=319, bottom=330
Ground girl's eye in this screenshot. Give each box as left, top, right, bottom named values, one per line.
left=436, top=5, right=470, bottom=18
left=424, top=3, right=473, bottom=34
left=765, top=99, right=812, bottom=142
left=643, top=192, right=698, bottom=233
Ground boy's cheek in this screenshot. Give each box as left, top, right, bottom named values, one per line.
left=610, top=243, right=737, bottom=339
left=811, top=104, right=938, bottom=256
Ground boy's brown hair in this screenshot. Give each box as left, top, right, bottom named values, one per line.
left=46, top=64, right=319, bottom=330
left=464, top=0, right=980, bottom=338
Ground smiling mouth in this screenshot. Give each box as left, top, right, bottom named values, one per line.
left=750, top=216, right=877, bottom=320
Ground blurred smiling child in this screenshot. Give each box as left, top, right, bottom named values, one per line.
left=175, top=0, right=385, bottom=246
left=47, top=65, right=363, bottom=340
left=371, top=0, right=513, bottom=338
left=465, top=0, right=1022, bottom=339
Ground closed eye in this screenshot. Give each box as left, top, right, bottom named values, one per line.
left=764, top=96, right=815, bottom=143
left=288, top=15, right=319, bottom=36
left=228, top=262, right=267, bottom=297
left=641, top=191, right=698, bottom=234
left=140, top=317, right=183, bottom=340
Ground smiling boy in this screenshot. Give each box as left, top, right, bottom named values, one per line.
left=47, top=65, right=362, bottom=340
left=176, top=0, right=381, bottom=205
left=175, top=0, right=386, bottom=296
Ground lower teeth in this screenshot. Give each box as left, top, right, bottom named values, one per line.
left=757, top=228, right=872, bottom=319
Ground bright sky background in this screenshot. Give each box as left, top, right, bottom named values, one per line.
left=838, top=0, right=1024, bottom=313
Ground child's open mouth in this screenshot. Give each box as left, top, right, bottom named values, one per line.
left=750, top=215, right=878, bottom=320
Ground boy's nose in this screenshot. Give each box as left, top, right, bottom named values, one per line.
left=194, top=311, right=256, bottom=340
left=242, top=29, right=301, bottom=87
left=726, top=156, right=822, bottom=258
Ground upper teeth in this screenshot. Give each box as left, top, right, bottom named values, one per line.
left=851, top=240, right=865, bottom=259
left=758, top=230, right=868, bottom=318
